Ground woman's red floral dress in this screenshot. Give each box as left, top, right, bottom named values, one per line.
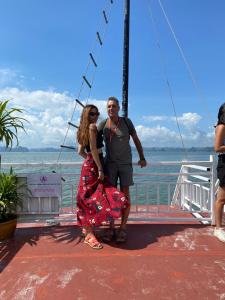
left=76, top=154, right=130, bottom=227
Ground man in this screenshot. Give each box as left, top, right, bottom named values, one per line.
left=98, top=96, right=147, bottom=242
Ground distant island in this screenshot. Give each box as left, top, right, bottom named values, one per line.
left=142, top=147, right=214, bottom=152
left=0, top=146, right=77, bottom=152
left=0, top=146, right=214, bottom=152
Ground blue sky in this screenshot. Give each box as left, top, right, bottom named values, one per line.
left=0, top=0, right=225, bottom=148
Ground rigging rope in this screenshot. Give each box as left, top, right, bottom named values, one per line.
left=157, top=0, right=211, bottom=119
left=85, top=9, right=111, bottom=104
left=147, top=0, right=188, bottom=158
left=57, top=0, right=114, bottom=165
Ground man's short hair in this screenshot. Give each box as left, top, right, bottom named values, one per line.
left=107, top=96, right=119, bottom=107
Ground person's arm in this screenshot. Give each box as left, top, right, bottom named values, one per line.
left=214, top=124, right=225, bottom=153
left=131, top=132, right=147, bottom=168
left=78, top=144, right=87, bottom=159
left=89, top=124, right=104, bottom=180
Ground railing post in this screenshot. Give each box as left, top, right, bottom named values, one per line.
left=181, top=166, right=188, bottom=209
left=210, top=155, right=216, bottom=225
left=172, top=165, right=182, bottom=206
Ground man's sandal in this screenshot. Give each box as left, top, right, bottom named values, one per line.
left=101, top=228, right=115, bottom=243
left=84, top=233, right=103, bottom=250
left=115, top=229, right=127, bottom=243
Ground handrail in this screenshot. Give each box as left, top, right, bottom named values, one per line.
left=183, top=164, right=211, bottom=171
left=4, top=156, right=217, bottom=224
left=1, top=160, right=212, bottom=167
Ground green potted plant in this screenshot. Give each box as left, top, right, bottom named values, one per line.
left=0, top=168, right=25, bottom=239
left=0, top=100, right=27, bottom=240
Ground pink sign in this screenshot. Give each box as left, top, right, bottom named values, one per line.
left=27, top=174, right=61, bottom=197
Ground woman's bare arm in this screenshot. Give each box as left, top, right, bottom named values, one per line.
left=89, top=124, right=104, bottom=180
left=78, top=144, right=87, bottom=159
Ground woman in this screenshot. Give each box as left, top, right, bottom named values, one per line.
left=214, top=103, right=225, bottom=242
left=76, top=104, right=129, bottom=249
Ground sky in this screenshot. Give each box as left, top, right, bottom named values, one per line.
left=0, top=0, right=225, bottom=148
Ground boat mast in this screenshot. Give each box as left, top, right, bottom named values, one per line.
left=122, top=0, right=130, bottom=117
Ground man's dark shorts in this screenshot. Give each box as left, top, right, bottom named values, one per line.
left=105, top=162, right=134, bottom=187
left=217, top=155, right=225, bottom=187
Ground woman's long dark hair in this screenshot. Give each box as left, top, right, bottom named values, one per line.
left=77, top=104, right=98, bottom=146
left=217, top=103, right=225, bottom=126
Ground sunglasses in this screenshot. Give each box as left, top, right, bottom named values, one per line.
left=107, top=104, right=118, bottom=109
left=89, top=111, right=100, bottom=117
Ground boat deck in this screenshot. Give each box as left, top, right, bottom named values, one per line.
left=1, top=220, right=225, bottom=300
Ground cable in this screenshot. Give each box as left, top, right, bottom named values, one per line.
left=157, top=0, right=211, bottom=119
left=147, top=0, right=188, bottom=158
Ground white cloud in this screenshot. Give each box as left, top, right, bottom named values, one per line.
left=0, top=87, right=77, bottom=148
left=135, top=125, right=180, bottom=147
left=142, top=112, right=202, bottom=130
left=142, top=115, right=168, bottom=122
left=0, top=68, right=24, bottom=87
left=135, top=124, right=214, bottom=147
left=173, top=112, right=202, bottom=129
left=0, top=87, right=108, bottom=148
left=0, top=86, right=213, bottom=148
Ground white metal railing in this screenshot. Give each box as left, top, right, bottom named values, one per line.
left=1, top=156, right=217, bottom=223
left=172, top=165, right=211, bottom=209
left=172, top=155, right=217, bottom=224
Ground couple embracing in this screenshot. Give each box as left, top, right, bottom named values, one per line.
left=76, top=96, right=147, bottom=249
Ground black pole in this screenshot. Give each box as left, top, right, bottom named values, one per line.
left=122, top=0, right=130, bottom=118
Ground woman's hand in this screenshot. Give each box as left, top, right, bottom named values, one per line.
left=98, top=170, right=104, bottom=181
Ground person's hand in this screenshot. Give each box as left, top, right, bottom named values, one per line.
left=98, top=170, right=104, bottom=181
left=138, top=159, right=147, bottom=168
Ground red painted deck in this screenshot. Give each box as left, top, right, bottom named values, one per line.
left=0, top=223, right=225, bottom=300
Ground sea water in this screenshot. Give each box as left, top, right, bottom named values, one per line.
left=0, top=149, right=215, bottom=206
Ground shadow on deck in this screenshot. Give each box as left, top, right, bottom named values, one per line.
left=0, top=224, right=225, bottom=300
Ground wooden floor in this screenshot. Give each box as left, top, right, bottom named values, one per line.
left=0, top=222, right=225, bottom=300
